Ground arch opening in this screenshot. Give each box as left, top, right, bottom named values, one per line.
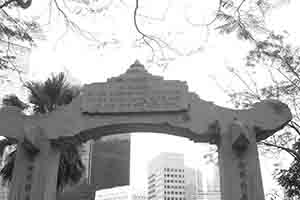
left=86, top=132, right=221, bottom=200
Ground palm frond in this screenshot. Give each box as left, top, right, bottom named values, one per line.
left=24, top=72, right=80, bottom=113
left=0, top=150, right=16, bottom=184
left=0, top=138, right=17, bottom=156
left=2, top=94, right=28, bottom=110
left=0, top=72, right=84, bottom=191
left=56, top=142, right=85, bottom=191
left=24, top=81, right=50, bottom=113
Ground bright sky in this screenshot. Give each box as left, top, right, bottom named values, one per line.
left=2, top=0, right=300, bottom=197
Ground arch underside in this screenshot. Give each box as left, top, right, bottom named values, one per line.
left=53, top=122, right=215, bottom=145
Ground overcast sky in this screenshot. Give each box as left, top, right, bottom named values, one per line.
left=1, top=0, right=300, bottom=197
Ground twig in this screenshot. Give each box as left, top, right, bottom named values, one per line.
left=288, top=121, right=300, bottom=136
left=260, top=141, right=300, bottom=162
left=0, top=0, right=15, bottom=9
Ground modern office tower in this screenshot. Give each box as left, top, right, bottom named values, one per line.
left=185, top=168, right=205, bottom=200
left=185, top=167, right=197, bottom=200
left=132, top=189, right=148, bottom=200
left=194, top=169, right=204, bottom=195
left=78, top=140, right=94, bottom=182
left=203, top=163, right=221, bottom=200
left=148, top=153, right=185, bottom=200
left=95, top=185, right=147, bottom=200
left=90, top=134, right=131, bottom=189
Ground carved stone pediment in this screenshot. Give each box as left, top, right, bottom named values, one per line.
left=80, top=60, right=189, bottom=114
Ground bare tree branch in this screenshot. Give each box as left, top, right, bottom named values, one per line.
left=288, top=121, right=300, bottom=136
left=260, top=141, right=300, bottom=162
left=133, top=0, right=157, bottom=61
left=0, top=0, right=15, bottom=9
left=0, top=0, right=31, bottom=9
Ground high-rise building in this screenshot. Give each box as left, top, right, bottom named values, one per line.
left=148, top=153, right=185, bottom=200
left=90, top=134, right=131, bottom=189
left=147, top=152, right=221, bottom=200
left=185, top=167, right=196, bottom=200
left=185, top=168, right=204, bottom=200
left=203, top=164, right=220, bottom=200
left=78, top=140, right=94, bottom=182
left=95, top=185, right=147, bottom=200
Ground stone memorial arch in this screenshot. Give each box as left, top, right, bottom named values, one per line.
left=0, top=61, right=292, bottom=200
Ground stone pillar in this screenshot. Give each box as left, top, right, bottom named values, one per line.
left=218, top=120, right=265, bottom=200
left=8, top=126, right=60, bottom=200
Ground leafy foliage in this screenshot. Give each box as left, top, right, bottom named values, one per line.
left=277, top=142, right=300, bottom=199
left=212, top=0, right=275, bottom=41
left=24, top=72, right=80, bottom=113
left=229, top=32, right=300, bottom=199
left=53, top=141, right=85, bottom=191
left=0, top=0, right=42, bottom=71
left=2, top=94, right=28, bottom=109
left=0, top=149, right=15, bottom=184
left=0, top=72, right=84, bottom=191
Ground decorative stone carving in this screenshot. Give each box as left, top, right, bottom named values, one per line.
left=80, top=60, right=189, bottom=114
left=231, top=120, right=251, bottom=152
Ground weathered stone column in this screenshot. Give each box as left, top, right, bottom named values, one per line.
left=8, top=126, right=60, bottom=200
left=218, top=120, right=265, bottom=200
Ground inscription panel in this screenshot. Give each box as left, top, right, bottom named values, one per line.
left=81, top=80, right=189, bottom=113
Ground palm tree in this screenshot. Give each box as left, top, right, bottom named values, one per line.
left=0, top=72, right=85, bottom=192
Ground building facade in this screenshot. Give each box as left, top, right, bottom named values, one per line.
left=90, top=134, right=131, bottom=189
left=148, top=153, right=185, bottom=200
left=78, top=140, right=94, bottom=182
left=185, top=168, right=204, bottom=200
left=203, top=163, right=220, bottom=200
left=148, top=152, right=221, bottom=200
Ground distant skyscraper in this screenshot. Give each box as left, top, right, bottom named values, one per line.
left=202, top=163, right=221, bottom=200
left=185, top=167, right=197, bottom=200
left=148, top=153, right=185, bottom=200
left=147, top=152, right=221, bottom=200
left=90, top=134, right=131, bottom=189
left=185, top=168, right=205, bottom=200
left=78, top=140, right=94, bottom=182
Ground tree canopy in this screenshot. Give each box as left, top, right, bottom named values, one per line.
left=228, top=32, right=300, bottom=199
left=0, top=0, right=293, bottom=73
left=0, top=72, right=85, bottom=191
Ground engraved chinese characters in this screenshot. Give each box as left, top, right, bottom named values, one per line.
left=81, top=61, right=189, bottom=114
